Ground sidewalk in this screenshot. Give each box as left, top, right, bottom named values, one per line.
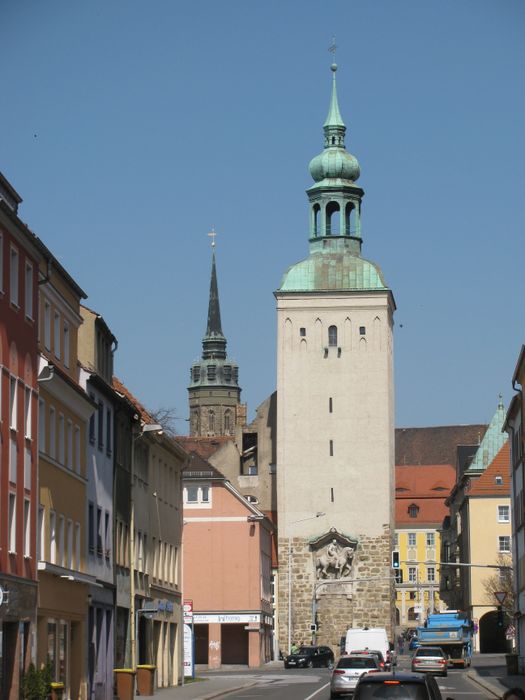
left=467, top=653, right=525, bottom=698
left=155, top=662, right=283, bottom=700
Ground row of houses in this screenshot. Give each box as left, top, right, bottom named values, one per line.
left=0, top=173, right=188, bottom=700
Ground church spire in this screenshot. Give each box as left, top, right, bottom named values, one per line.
left=202, top=251, right=226, bottom=360
left=323, top=63, right=346, bottom=147
left=188, top=238, right=242, bottom=437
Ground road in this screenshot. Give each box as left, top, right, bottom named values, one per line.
left=204, top=655, right=495, bottom=700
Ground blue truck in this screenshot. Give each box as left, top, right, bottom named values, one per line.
left=416, top=611, right=473, bottom=668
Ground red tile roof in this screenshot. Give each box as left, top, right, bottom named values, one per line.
left=468, top=443, right=510, bottom=496
left=112, top=376, right=156, bottom=424
left=395, top=464, right=456, bottom=527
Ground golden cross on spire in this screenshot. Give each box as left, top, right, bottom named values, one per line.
left=208, top=227, right=217, bottom=248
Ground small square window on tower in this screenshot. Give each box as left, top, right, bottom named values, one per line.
left=300, top=327, right=306, bottom=337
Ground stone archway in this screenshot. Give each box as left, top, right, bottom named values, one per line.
left=479, top=610, right=507, bottom=653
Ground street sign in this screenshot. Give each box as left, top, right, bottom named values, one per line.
left=494, top=591, right=507, bottom=604
left=506, top=625, right=516, bottom=639
left=184, top=599, right=193, bottom=624
left=183, top=624, right=194, bottom=678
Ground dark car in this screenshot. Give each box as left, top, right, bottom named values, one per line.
left=284, top=645, right=334, bottom=669
left=353, top=671, right=443, bottom=700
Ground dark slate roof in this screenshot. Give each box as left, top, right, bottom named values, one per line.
left=395, top=425, right=487, bottom=467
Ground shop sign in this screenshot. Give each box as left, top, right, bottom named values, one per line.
left=184, top=599, right=193, bottom=624
left=183, top=624, right=194, bottom=678
left=194, top=613, right=260, bottom=624
left=0, top=585, right=5, bottom=607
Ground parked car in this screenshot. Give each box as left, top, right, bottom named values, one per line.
left=284, top=645, right=334, bottom=669
left=409, top=636, right=420, bottom=651
left=353, top=671, right=443, bottom=700
left=349, top=649, right=387, bottom=671
left=330, top=654, right=380, bottom=698
left=411, top=646, right=448, bottom=677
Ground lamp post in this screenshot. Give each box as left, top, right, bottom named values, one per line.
left=130, top=422, right=163, bottom=670
left=287, top=512, right=325, bottom=654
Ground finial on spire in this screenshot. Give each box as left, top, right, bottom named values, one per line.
left=208, top=227, right=217, bottom=249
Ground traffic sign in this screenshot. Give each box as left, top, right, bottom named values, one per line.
left=494, top=591, right=507, bottom=604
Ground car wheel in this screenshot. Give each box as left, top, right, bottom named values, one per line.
left=307, top=660, right=313, bottom=668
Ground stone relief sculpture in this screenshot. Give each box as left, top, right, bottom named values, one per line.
left=315, top=539, right=354, bottom=579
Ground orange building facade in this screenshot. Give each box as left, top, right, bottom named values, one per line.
left=182, top=457, right=274, bottom=668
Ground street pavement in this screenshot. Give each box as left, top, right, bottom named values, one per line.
left=155, top=653, right=525, bottom=700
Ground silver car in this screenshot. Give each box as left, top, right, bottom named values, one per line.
left=411, top=646, right=448, bottom=677
left=330, top=655, right=380, bottom=698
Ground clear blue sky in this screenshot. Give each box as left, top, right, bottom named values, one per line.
left=3, top=0, right=524, bottom=429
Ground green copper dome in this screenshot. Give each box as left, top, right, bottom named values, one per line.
left=279, top=242, right=388, bottom=293
left=309, top=149, right=360, bottom=182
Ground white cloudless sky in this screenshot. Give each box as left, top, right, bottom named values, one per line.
left=3, top=0, right=524, bottom=429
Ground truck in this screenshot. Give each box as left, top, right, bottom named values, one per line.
left=416, top=611, right=473, bottom=668
left=343, top=628, right=392, bottom=669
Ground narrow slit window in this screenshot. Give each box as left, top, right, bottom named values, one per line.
left=328, top=325, right=338, bottom=347
left=329, top=398, right=333, bottom=413
left=329, top=440, right=334, bottom=456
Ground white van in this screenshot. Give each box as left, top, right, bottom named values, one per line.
left=344, top=628, right=391, bottom=669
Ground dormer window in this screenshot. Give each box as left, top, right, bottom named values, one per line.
left=193, top=367, right=200, bottom=382
left=408, top=504, right=419, bottom=518
left=207, top=365, right=216, bottom=381
left=223, top=365, right=232, bottom=382
left=495, top=475, right=503, bottom=485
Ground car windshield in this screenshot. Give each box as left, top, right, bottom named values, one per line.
left=356, top=681, right=431, bottom=700
left=338, top=657, right=377, bottom=669
left=297, top=647, right=315, bottom=655
left=416, top=649, right=443, bottom=657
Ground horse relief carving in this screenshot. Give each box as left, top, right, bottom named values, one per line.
left=315, top=539, right=354, bottom=579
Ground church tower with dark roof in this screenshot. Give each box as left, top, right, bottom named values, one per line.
left=188, top=251, right=243, bottom=436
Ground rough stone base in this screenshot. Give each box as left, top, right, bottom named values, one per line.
left=277, top=530, right=395, bottom=655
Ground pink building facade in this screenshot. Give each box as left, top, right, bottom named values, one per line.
left=182, top=458, right=274, bottom=668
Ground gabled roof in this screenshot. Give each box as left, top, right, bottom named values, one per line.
left=395, top=464, right=455, bottom=527
left=468, top=443, right=510, bottom=496
left=395, top=425, right=487, bottom=466
left=112, top=376, right=156, bottom=425
left=396, top=465, right=455, bottom=497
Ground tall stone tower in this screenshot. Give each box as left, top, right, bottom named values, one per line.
left=275, top=64, right=396, bottom=651
left=188, top=251, right=243, bottom=436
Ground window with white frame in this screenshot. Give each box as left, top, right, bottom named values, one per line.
left=9, top=436, right=17, bottom=484
left=50, top=510, right=57, bottom=563
left=58, top=414, right=65, bottom=464
left=75, top=522, right=81, bottom=570
left=427, top=566, right=436, bottom=582
left=184, top=483, right=212, bottom=506
left=49, top=406, right=56, bottom=459
left=54, top=311, right=61, bottom=359
left=499, top=536, right=511, bottom=553
left=10, top=246, right=19, bottom=306
left=426, top=532, right=435, bottom=547
left=66, top=420, right=73, bottom=469
left=24, top=387, right=32, bottom=439
left=38, top=399, right=46, bottom=452
left=63, top=321, right=70, bottom=368
left=58, top=515, right=65, bottom=566
left=74, top=426, right=80, bottom=474
left=25, top=261, right=33, bottom=319
left=8, top=493, right=16, bottom=552
left=408, top=532, right=417, bottom=547
left=498, top=505, right=510, bottom=523
left=38, top=505, right=45, bottom=561
left=9, top=376, right=17, bottom=430
left=408, top=566, right=417, bottom=583
left=44, top=301, right=51, bottom=350
left=24, top=499, right=31, bottom=557
left=66, top=519, right=73, bottom=569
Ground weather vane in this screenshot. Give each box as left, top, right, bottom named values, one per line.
left=208, top=227, right=217, bottom=249
left=329, top=35, right=337, bottom=59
